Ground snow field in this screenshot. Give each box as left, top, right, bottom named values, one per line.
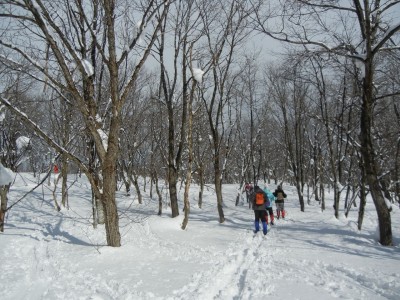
left=0, top=174, right=399, bottom=299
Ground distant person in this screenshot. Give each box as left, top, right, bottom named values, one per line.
left=250, top=185, right=268, bottom=235
left=263, top=184, right=276, bottom=225
left=243, top=182, right=253, bottom=203
left=273, top=185, right=287, bottom=219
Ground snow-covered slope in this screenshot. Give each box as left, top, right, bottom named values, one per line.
left=1, top=173, right=399, bottom=299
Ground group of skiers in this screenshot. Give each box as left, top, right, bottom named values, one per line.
left=243, top=182, right=287, bottom=235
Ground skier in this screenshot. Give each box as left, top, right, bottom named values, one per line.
left=242, top=182, right=253, bottom=203
left=263, top=184, right=276, bottom=225
left=250, top=185, right=268, bottom=235
left=273, top=184, right=287, bottom=219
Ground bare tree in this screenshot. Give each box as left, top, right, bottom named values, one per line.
left=266, top=62, right=309, bottom=211
left=153, top=0, right=203, bottom=218
left=196, top=0, right=256, bottom=223
left=192, top=104, right=211, bottom=209
left=0, top=0, right=171, bottom=247
left=253, top=0, right=400, bottom=245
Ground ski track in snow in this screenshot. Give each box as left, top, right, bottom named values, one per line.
left=1, top=176, right=400, bottom=300
left=172, top=215, right=400, bottom=300
left=172, top=231, right=272, bottom=299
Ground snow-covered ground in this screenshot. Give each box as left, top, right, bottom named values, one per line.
left=1, top=173, right=399, bottom=300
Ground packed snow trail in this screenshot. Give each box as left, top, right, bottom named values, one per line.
left=172, top=231, right=274, bottom=299
left=171, top=206, right=400, bottom=300
left=1, top=175, right=400, bottom=300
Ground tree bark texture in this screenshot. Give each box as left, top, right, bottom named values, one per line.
left=360, top=58, right=392, bottom=245
left=0, top=185, right=9, bottom=232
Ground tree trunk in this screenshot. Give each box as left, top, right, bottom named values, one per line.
left=119, top=168, right=131, bottom=196
left=214, top=167, right=225, bottom=223
left=320, top=182, right=325, bottom=212
left=88, top=138, right=103, bottom=227
left=358, top=163, right=367, bottom=231
left=295, top=179, right=305, bottom=212
left=198, top=164, right=204, bottom=209
left=360, top=58, right=392, bottom=245
left=168, top=166, right=180, bottom=217
left=153, top=175, right=163, bottom=216
left=130, top=172, right=142, bottom=204
left=102, top=159, right=121, bottom=247
left=51, top=175, right=61, bottom=212
left=344, top=181, right=351, bottom=210
left=182, top=159, right=191, bottom=230
left=395, top=119, right=400, bottom=203
left=333, top=183, right=341, bottom=219
left=235, top=181, right=245, bottom=207
left=61, top=154, right=69, bottom=208
left=0, top=185, right=10, bottom=232
left=94, top=181, right=105, bottom=226
left=149, top=176, right=153, bottom=199
left=142, top=175, right=147, bottom=193
left=182, top=68, right=197, bottom=229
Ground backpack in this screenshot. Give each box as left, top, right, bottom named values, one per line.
left=255, top=192, right=265, bottom=205
left=277, top=191, right=285, bottom=200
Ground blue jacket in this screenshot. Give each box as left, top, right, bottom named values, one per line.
left=263, top=188, right=276, bottom=208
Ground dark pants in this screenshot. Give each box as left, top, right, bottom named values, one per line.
left=266, top=207, right=274, bottom=216
left=254, top=210, right=266, bottom=221
left=265, top=207, right=275, bottom=224
left=254, top=210, right=267, bottom=233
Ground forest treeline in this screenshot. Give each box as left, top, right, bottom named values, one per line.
left=0, top=1, right=399, bottom=246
